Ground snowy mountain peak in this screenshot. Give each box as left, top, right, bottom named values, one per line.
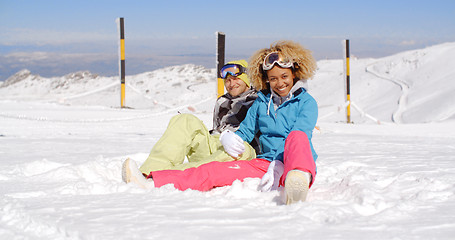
left=1, top=69, right=39, bottom=88
left=64, top=71, right=99, bottom=81
left=132, top=64, right=214, bottom=81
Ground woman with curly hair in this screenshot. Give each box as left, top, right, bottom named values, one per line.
left=126, top=41, right=319, bottom=204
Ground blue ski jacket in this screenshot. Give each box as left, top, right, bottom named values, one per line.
left=235, top=86, right=318, bottom=162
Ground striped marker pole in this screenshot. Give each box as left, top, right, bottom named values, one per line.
left=216, top=32, right=225, bottom=98
left=344, top=39, right=351, bottom=123
left=118, top=17, right=126, bottom=108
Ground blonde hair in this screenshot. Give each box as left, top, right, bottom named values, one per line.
left=248, top=40, right=317, bottom=90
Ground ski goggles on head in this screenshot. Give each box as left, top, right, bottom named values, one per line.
left=262, top=51, right=294, bottom=71
left=220, top=64, right=247, bottom=79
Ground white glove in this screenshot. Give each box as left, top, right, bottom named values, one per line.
left=260, top=160, right=285, bottom=192
left=220, top=130, right=245, bottom=158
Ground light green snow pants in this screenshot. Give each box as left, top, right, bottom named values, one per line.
left=139, top=114, right=256, bottom=174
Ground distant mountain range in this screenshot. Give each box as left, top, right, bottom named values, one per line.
left=2, top=42, right=455, bottom=124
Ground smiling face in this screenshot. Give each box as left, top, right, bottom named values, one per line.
left=224, top=75, right=248, bottom=97
left=266, top=66, right=295, bottom=97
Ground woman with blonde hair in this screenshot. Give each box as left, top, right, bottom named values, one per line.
left=127, top=41, right=318, bottom=204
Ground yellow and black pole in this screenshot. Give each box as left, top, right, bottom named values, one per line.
left=344, top=39, right=351, bottom=123
left=216, top=32, right=225, bottom=98
left=118, top=17, right=126, bottom=108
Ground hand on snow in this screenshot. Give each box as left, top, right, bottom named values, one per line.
left=260, top=160, right=285, bottom=192
left=220, top=130, right=245, bottom=158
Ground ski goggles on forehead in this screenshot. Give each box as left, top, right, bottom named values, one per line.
left=262, top=52, right=294, bottom=71
left=220, top=64, right=247, bottom=79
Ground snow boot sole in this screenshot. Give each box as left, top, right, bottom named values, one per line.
left=122, top=158, right=154, bottom=189
left=285, top=170, right=309, bottom=205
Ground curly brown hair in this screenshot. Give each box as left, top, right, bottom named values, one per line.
left=248, top=40, right=317, bottom=90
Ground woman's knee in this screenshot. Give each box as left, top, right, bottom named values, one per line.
left=286, top=130, right=309, bottom=143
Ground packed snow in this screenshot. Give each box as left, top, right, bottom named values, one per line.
left=1, top=42, right=455, bottom=239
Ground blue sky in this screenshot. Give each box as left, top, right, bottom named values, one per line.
left=1, top=0, right=454, bottom=79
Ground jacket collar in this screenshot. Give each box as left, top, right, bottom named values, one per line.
left=259, top=80, right=307, bottom=115
left=223, top=87, right=256, bottom=100
left=259, top=80, right=306, bottom=101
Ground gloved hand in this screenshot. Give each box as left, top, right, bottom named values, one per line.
left=220, top=130, right=245, bottom=158
left=260, top=160, right=285, bottom=192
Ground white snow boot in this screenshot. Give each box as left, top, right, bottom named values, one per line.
left=122, top=158, right=154, bottom=189
left=285, top=170, right=311, bottom=205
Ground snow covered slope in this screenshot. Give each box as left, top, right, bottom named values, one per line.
left=1, top=42, right=455, bottom=240
left=2, top=42, right=455, bottom=124
left=311, top=42, right=455, bottom=123
left=0, top=64, right=217, bottom=114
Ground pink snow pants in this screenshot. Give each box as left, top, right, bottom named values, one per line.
left=149, top=131, right=316, bottom=191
